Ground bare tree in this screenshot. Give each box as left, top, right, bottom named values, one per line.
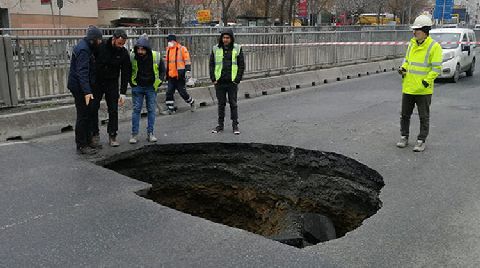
left=219, top=0, right=236, bottom=25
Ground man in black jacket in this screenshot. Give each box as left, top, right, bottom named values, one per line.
left=209, top=29, right=245, bottom=135
left=92, top=29, right=131, bottom=147
left=67, top=26, right=103, bottom=155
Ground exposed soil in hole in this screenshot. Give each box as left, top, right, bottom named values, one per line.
left=99, top=143, right=384, bottom=248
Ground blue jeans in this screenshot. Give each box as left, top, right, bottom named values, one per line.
left=132, top=86, right=157, bottom=135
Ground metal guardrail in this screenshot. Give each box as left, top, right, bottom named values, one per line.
left=1, top=30, right=413, bottom=107
left=0, top=25, right=414, bottom=36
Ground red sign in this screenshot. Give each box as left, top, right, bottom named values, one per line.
left=298, top=0, right=308, bottom=18
left=41, top=0, right=51, bottom=5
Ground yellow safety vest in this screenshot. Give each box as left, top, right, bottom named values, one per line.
left=130, top=51, right=162, bottom=91
left=214, top=44, right=241, bottom=81
left=401, top=36, right=443, bottom=95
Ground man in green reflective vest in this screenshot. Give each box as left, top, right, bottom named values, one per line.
left=397, top=14, right=443, bottom=152
left=209, top=29, right=245, bottom=135
left=129, top=34, right=165, bottom=144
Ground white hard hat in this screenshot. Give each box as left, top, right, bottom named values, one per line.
left=411, top=14, right=433, bottom=29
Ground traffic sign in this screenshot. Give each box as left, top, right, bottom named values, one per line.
left=434, top=0, right=453, bottom=20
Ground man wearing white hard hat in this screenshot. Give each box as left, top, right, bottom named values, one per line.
left=396, top=14, right=443, bottom=152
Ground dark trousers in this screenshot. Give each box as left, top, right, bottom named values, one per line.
left=73, top=91, right=95, bottom=148
left=400, top=93, right=432, bottom=141
left=166, top=78, right=192, bottom=111
left=92, top=81, right=119, bottom=137
left=215, top=82, right=238, bottom=127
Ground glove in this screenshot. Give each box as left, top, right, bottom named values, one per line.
left=179, top=70, right=186, bottom=80
left=398, top=67, right=406, bottom=76
left=233, top=79, right=241, bottom=85
left=118, top=94, right=126, bottom=106
left=422, top=80, right=429, bottom=88
left=186, top=71, right=192, bottom=79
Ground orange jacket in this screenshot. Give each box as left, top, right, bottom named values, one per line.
left=166, top=42, right=191, bottom=79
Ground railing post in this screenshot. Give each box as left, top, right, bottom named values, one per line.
left=367, top=31, right=372, bottom=61
left=0, top=35, right=18, bottom=107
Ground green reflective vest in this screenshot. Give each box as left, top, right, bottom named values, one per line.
left=213, top=44, right=241, bottom=81
left=131, top=51, right=162, bottom=91
left=401, top=36, right=443, bottom=95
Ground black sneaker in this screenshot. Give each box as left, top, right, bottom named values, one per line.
left=77, top=146, right=98, bottom=155
left=212, top=126, right=224, bottom=133
left=233, top=125, right=240, bottom=135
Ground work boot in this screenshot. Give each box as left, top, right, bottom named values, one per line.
left=77, top=146, right=98, bottom=155
left=413, top=140, right=426, bottom=152
left=233, top=125, right=240, bottom=135
left=396, top=136, right=408, bottom=148
left=147, top=133, right=157, bottom=143
left=212, top=125, right=224, bottom=134
left=89, top=134, right=103, bottom=149
left=109, top=135, right=120, bottom=147
left=190, top=99, right=197, bottom=112
left=129, top=134, right=138, bottom=144
left=161, top=109, right=176, bottom=115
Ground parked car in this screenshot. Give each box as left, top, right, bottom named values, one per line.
left=430, top=28, right=476, bottom=82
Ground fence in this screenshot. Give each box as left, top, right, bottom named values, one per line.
left=0, top=25, right=414, bottom=36
left=0, top=30, right=413, bottom=108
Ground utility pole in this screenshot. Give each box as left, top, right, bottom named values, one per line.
left=49, top=1, right=55, bottom=28
left=57, top=0, right=63, bottom=28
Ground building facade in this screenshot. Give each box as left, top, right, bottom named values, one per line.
left=0, top=0, right=98, bottom=28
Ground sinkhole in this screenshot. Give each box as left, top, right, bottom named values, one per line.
left=99, top=143, right=384, bottom=248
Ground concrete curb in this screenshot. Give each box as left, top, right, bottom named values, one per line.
left=0, top=59, right=402, bottom=142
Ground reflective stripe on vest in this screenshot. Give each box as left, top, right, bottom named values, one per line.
left=406, top=39, right=438, bottom=75
left=214, top=44, right=241, bottom=81
left=131, top=51, right=162, bottom=91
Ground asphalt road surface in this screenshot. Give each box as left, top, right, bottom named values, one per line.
left=1, top=67, right=480, bottom=267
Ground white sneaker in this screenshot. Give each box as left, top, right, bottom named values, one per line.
left=129, top=135, right=138, bottom=144
left=147, top=133, right=157, bottom=143
left=413, top=140, right=426, bottom=152
left=396, top=136, right=408, bottom=148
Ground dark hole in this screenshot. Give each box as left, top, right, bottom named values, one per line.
left=100, top=143, right=384, bottom=249
left=61, top=125, right=73, bottom=133
left=312, top=82, right=316, bottom=86
left=366, top=72, right=370, bottom=75
left=336, top=77, right=341, bottom=81
left=383, top=69, right=387, bottom=72
left=296, top=85, right=301, bottom=89
left=6, top=136, right=23, bottom=141
left=262, top=91, right=268, bottom=95
left=347, top=75, right=351, bottom=79
left=324, top=79, right=328, bottom=83
left=244, top=93, right=250, bottom=99
left=281, top=87, right=287, bottom=92
left=199, top=102, right=207, bottom=107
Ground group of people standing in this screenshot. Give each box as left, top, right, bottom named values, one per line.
left=68, top=26, right=245, bottom=155
left=69, top=13, right=441, bottom=155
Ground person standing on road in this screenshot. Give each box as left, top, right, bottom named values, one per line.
left=92, top=29, right=131, bottom=147
left=67, top=26, right=103, bottom=155
left=129, top=34, right=166, bottom=144
left=396, top=14, right=443, bottom=152
left=165, top=34, right=196, bottom=114
left=209, top=29, right=245, bottom=135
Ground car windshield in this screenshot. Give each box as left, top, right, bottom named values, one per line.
left=430, top=33, right=461, bottom=49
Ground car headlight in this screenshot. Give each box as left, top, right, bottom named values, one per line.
left=443, top=54, right=455, bottom=62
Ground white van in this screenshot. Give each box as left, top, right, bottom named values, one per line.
left=430, top=28, right=476, bottom=82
